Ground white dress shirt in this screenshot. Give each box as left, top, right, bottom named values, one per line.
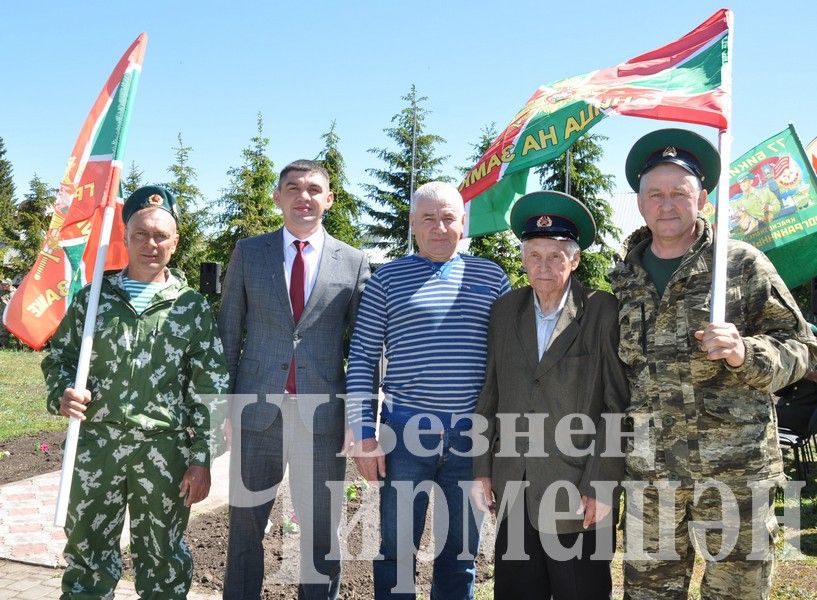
left=282, top=227, right=325, bottom=306
left=532, top=283, right=571, bottom=359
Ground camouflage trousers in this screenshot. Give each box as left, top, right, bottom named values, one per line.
left=61, top=424, right=193, bottom=600
left=623, top=481, right=778, bottom=600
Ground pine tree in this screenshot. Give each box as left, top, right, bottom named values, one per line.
left=164, top=134, right=207, bottom=288
left=317, top=121, right=363, bottom=248
left=7, top=175, right=53, bottom=280
left=461, top=124, right=527, bottom=287
left=0, top=138, right=17, bottom=280
left=536, top=132, right=620, bottom=291
left=122, top=161, right=144, bottom=197
left=364, top=85, right=448, bottom=258
left=210, top=113, right=281, bottom=267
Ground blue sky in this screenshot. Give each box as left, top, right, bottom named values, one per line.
left=3, top=1, right=817, bottom=237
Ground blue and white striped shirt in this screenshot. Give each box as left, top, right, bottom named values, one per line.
left=120, top=274, right=173, bottom=314
left=346, top=253, right=510, bottom=440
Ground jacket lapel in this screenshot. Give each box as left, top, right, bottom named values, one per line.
left=514, top=289, right=540, bottom=373
left=534, top=279, right=585, bottom=377
left=265, top=229, right=293, bottom=324
left=300, top=230, right=338, bottom=323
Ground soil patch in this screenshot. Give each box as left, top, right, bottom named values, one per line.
left=185, top=463, right=495, bottom=599
left=0, top=430, right=65, bottom=484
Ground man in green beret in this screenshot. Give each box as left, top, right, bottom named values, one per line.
left=42, top=185, right=229, bottom=599
left=611, top=129, right=817, bottom=600
left=471, top=191, right=629, bottom=599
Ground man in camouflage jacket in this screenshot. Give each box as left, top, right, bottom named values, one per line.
left=42, top=186, right=229, bottom=599
left=612, top=130, right=817, bottom=600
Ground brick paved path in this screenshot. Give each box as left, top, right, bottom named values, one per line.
left=0, top=453, right=230, bottom=597
left=0, top=559, right=219, bottom=599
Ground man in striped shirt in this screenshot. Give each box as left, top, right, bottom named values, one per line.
left=347, top=181, right=510, bottom=599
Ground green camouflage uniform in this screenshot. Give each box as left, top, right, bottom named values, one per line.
left=610, top=217, right=817, bottom=600
left=42, top=269, right=229, bottom=600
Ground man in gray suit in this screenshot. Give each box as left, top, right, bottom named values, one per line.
left=220, top=159, right=370, bottom=599
left=472, top=191, right=629, bottom=600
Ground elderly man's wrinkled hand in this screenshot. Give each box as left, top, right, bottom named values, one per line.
left=578, top=495, right=612, bottom=529
left=694, top=322, right=745, bottom=367
left=471, top=477, right=494, bottom=514
left=59, top=388, right=91, bottom=420
left=179, top=465, right=211, bottom=507
left=350, top=438, right=385, bottom=482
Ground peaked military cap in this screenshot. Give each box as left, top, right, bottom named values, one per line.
left=510, top=190, right=596, bottom=250
left=122, top=185, right=178, bottom=224
left=626, top=128, right=721, bottom=193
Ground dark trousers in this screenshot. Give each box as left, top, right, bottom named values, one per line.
left=223, top=398, right=345, bottom=600
left=494, top=501, right=613, bottom=600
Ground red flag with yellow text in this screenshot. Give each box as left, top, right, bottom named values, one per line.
left=3, top=34, right=147, bottom=350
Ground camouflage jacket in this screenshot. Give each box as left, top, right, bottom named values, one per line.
left=610, top=218, right=817, bottom=484
left=42, top=269, right=229, bottom=467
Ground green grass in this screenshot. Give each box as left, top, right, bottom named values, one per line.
left=0, top=349, right=65, bottom=442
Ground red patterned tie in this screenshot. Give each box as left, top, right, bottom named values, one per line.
left=286, top=240, right=308, bottom=393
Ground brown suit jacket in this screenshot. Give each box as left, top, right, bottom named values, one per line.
left=473, top=278, right=629, bottom=533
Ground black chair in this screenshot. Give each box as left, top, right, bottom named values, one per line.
left=776, top=378, right=817, bottom=481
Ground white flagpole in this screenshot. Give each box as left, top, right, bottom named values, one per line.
left=54, top=203, right=118, bottom=527
left=565, top=148, right=572, bottom=195
left=709, top=10, right=734, bottom=323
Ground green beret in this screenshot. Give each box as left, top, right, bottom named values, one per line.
left=510, top=190, right=596, bottom=250
left=122, top=185, right=178, bottom=224
left=625, top=128, right=720, bottom=193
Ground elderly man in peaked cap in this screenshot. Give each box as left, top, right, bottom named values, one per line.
left=611, top=129, right=817, bottom=600
left=472, top=191, right=629, bottom=599
left=42, top=185, right=229, bottom=599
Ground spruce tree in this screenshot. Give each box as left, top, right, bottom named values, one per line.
left=536, top=132, right=620, bottom=291
left=210, top=113, right=281, bottom=267
left=364, top=85, right=448, bottom=258
left=7, top=175, right=53, bottom=281
left=122, top=161, right=144, bottom=197
left=0, top=138, right=17, bottom=280
left=164, top=134, right=207, bottom=288
left=317, top=121, right=363, bottom=248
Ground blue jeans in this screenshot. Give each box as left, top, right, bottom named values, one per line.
left=374, top=418, right=481, bottom=599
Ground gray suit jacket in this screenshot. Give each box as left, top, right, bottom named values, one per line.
left=473, top=278, right=629, bottom=533
left=218, top=228, right=370, bottom=434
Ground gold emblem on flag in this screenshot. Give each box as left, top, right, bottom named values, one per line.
left=662, top=146, right=678, bottom=158
left=148, top=194, right=164, bottom=206
left=536, top=215, right=553, bottom=228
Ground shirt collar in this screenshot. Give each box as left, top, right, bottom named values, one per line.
left=283, top=226, right=325, bottom=253
left=410, top=253, right=462, bottom=280
left=118, top=268, right=176, bottom=287
left=533, top=280, right=571, bottom=321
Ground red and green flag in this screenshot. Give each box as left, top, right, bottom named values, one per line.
left=3, top=33, right=148, bottom=350
left=709, top=124, right=817, bottom=288
left=460, top=8, right=731, bottom=238
left=806, top=137, right=817, bottom=176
